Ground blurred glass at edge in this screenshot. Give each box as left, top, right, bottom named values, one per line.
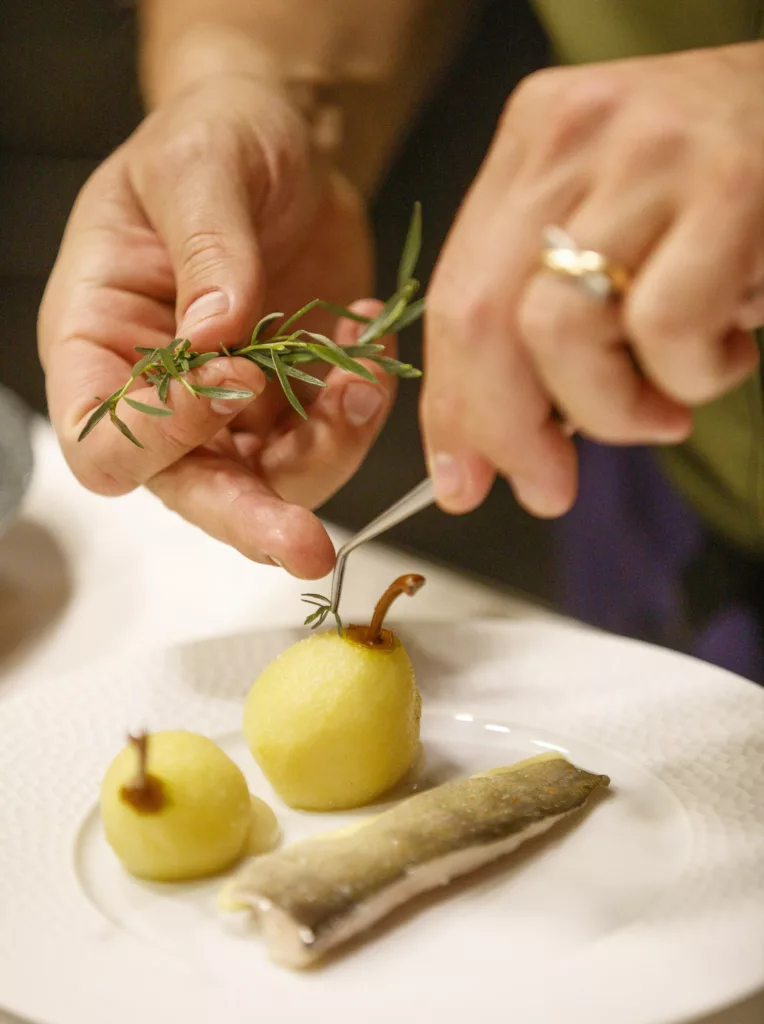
left=0, top=384, right=34, bottom=538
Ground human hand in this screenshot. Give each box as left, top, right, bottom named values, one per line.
left=423, top=43, right=764, bottom=518
left=39, top=74, right=396, bottom=578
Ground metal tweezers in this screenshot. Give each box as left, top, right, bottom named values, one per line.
left=330, top=477, right=435, bottom=614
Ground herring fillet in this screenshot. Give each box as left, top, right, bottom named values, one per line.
left=225, top=754, right=610, bottom=968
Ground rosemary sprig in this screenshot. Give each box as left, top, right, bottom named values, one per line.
left=301, top=593, right=342, bottom=635
left=78, top=203, right=425, bottom=447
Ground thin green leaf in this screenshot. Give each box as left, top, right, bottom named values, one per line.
left=131, top=351, right=158, bottom=379
left=123, top=397, right=174, bottom=417
left=77, top=400, right=111, bottom=442
left=319, top=302, right=373, bottom=324
left=356, top=290, right=407, bottom=345
left=158, top=375, right=171, bottom=405
left=391, top=296, right=426, bottom=333
left=166, top=338, right=184, bottom=354
left=179, top=358, right=190, bottom=373
left=159, top=348, right=196, bottom=396
left=186, top=352, right=219, bottom=370
left=301, top=338, right=377, bottom=382
left=335, top=611, right=344, bottom=636
left=372, top=356, right=422, bottom=379
left=190, top=385, right=254, bottom=400
left=279, top=364, right=326, bottom=387
left=297, top=330, right=358, bottom=360
left=134, top=346, right=158, bottom=355
left=341, top=343, right=386, bottom=358
left=282, top=350, right=316, bottom=365
left=110, top=410, right=144, bottom=448
left=158, top=348, right=182, bottom=380
left=304, top=608, right=324, bottom=625
left=397, top=202, right=422, bottom=290
left=251, top=311, right=284, bottom=341
left=279, top=299, right=320, bottom=333
left=302, top=593, right=330, bottom=602
left=251, top=351, right=325, bottom=387
left=272, top=351, right=308, bottom=419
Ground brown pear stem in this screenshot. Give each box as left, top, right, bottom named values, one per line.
left=367, top=574, right=426, bottom=643
left=119, top=732, right=166, bottom=814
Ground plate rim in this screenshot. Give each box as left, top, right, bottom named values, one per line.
left=1, top=617, right=763, bottom=1024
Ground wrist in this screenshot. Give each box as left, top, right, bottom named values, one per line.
left=142, top=25, right=347, bottom=177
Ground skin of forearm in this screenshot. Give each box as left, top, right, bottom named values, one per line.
left=138, top=0, right=476, bottom=195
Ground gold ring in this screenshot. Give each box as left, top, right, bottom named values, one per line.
left=540, top=226, right=631, bottom=300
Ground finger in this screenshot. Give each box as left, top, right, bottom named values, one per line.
left=53, top=347, right=266, bottom=494
left=519, top=193, right=692, bottom=443
left=129, top=130, right=265, bottom=350
left=627, top=174, right=763, bottom=405
left=255, top=300, right=397, bottom=508
left=423, top=181, right=582, bottom=517
left=147, top=451, right=336, bottom=579
left=737, top=281, right=764, bottom=330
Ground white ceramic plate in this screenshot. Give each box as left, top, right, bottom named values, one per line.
left=1, top=620, right=763, bottom=1024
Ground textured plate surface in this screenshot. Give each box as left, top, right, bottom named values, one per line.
left=0, top=620, right=763, bottom=1024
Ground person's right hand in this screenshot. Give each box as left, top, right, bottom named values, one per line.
left=38, top=74, right=397, bottom=579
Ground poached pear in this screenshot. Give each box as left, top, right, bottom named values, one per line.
left=100, top=730, right=279, bottom=882
left=243, top=575, right=425, bottom=811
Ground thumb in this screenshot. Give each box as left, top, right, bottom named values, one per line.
left=133, top=132, right=265, bottom=351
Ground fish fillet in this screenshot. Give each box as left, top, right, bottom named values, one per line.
left=223, top=753, right=609, bottom=968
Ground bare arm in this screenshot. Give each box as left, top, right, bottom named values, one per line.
left=139, top=0, right=476, bottom=195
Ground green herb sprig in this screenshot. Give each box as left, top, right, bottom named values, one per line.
left=301, top=593, right=341, bottom=634
left=78, top=204, right=426, bottom=448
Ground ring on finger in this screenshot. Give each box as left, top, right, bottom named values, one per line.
left=540, top=225, right=632, bottom=300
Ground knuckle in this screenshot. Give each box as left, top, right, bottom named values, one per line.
left=154, top=118, right=241, bottom=173
left=507, top=68, right=565, bottom=119
left=136, top=116, right=247, bottom=201
left=619, top=109, right=688, bottom=168
left=540, top=75, right=622, bottom=157
left=421, top=387, right=460, bottom=432
left=428, top=281, right=495, bottom=355
left=180, top=227, right=232, bottom=277
left=626, top=295, right=682, bottom=347
left=158, top=407, right=208, bottom=456
left=711, top=147, right=763, bottom=199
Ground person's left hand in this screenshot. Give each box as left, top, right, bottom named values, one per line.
left=423, top=42, right=764, bottom=518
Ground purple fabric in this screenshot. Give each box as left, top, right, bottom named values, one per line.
left=554, top=439, right=764, bottom=683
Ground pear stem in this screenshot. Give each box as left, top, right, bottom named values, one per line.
left=119, top=732, right=166, bottom=814
left=367, top=574, right=425, bottom=643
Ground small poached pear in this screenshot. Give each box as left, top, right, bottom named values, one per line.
left=243, top=575, right=425, bottom=811
left=100, top=730, right=279, bottom=882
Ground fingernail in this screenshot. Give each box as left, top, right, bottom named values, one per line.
left=430, top=452, right=465, bottom=500
left=177, top=290, right=229, bottom=337
left=343, top=383, right=384, bottom=427
left=210, top=381, right=256, bottom=415
left=512, top=477, right=570, bottom=518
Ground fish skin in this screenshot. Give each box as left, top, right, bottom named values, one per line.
left=226, top=755, right=610, bottom=967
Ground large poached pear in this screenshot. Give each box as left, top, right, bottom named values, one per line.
left=243, top=575, right=425, bottom=811
left=100, top=730, right=278, bottom=882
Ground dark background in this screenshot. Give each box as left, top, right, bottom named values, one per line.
left=0, top=0, right=556, bottom=605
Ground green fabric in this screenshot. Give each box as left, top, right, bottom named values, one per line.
left=533, top=0, right=764, bottom=64
left=531, top=0, right=764, bottom=553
